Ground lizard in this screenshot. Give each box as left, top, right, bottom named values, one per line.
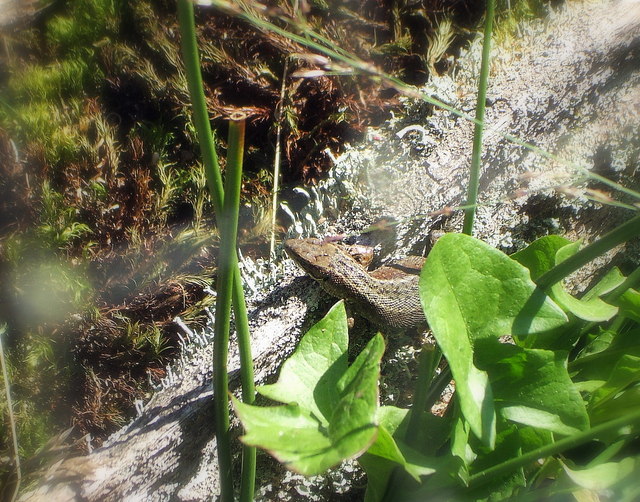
left=284, top=237, right=427, bottom=331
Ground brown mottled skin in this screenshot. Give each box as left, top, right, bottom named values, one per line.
left=284, top=238, right=427, bottom=330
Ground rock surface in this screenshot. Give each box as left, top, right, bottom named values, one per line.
left=20, top=0, right=640, bottom=500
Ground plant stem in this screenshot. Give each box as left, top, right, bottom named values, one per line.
left=0, top=325, right=21, bottom=502
left=269, top=59, right=289, bottom=257
left=405, top=344, right=440, bottom=442
left=177, top=0, right=224, bottom=211
left=463, top=0, right=494, bottom=235
left=225, top=119, right=256, bottom=502
left=177, top=3, right=255, bottom=500
left=212, top=117, right=246, bottom=500
left=536, top=215, right=640, bottom=289
left=606, top=265, right=640, bottom=303
left=423, top=366, right=452, bottom=412
left=468, top=407, right=640, bottom=488
left=234, top=267, right=256, bottom=502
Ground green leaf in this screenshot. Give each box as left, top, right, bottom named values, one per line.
left=420, top=234, right=567, bottom=445
left=614, top=288, right=640, bottom=323
left=477, top=341, right=589, bottom=435
left=589, top=385, right=640, bottom=426
left=511, top=235, right=572, bottom=280
left=330, top=334, right=385, bottom=443
left=465, top=425, right=528, bottom=501
left=367, top=407, right=440, bottom=479
left=589, top=354, right=640, bottom=411
left=258, top=301, right=349, bottom=423
left=572, top=328, right=640, bottom=383
left=234, top=302, right=384, bottom=475
left=561, top=457, right=637, bottom=491
left=233, top=401, right=344, bottom=475
left=549, top=241, right=616, bottom=321
left=550, top=282, right=618, bottom=322
left=513, top=237, right=619, bottom=321
left=581, top=267, right=625, bottom=300
left=580, top=328, right=616, bottom=358
left=360, top=407, right=450, bottom=502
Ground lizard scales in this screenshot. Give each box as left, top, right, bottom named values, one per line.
left=285, top=238, right=427, bottom=330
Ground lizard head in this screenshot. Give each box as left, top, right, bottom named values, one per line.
left=284, top=237, right=368, bottom=287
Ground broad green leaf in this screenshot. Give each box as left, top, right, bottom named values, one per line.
left=330, top=334, right=385, bottom=442
left=589, top=354, right=640, bottom=411
left=465, top=425, right=528, bottom=501
left=477, top=341, right=589, bottom=435
left=561, top=457, right=636, bottom=491
left=420, top=234, right=567, bottom=445
left=258, top=300, right=349, bottom=423
left=589, top=385, right=640, bottom=426
left=233, top=401, right=346, bottom=475
left=235, top=303, right=383, bottom=475
left=511, top=235, right=572, bottom=280
left=614, top=288, right=640, bottom=323
left=513, top=237, right=619, bottom=321
left=360, top=406, right=446, bottom=501
left=550, top=242, right=617, bottom=321
left=582, top=267, right=625, bottom=300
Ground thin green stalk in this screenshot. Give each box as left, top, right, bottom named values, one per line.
left=468, top=407, right=640, bottom=488
left=227, top=117, right=256, bottom=502
left=405, top=344, right=441, bottom=443
left=177, top=3, right=255, bottom=500
left=463, top=0, right=494, bottom=235
left=606, top=266, right=640, bottom=303
left=177, top=0, right=224, bottom=212
left=0, top=325, right=21, bottom=502
left=234, top=266, right=256, bottom=502
left=212, top=117, right=246, bottom=500
left=536, top=215, right=640, bottom=289
left=573, top=266, right=640, bottom=345
left=423, top=366, right=452, bottom=413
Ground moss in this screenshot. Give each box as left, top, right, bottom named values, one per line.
left=45, top=0, right=120, bottom=56
left=494, top=0, right=552, bottom=44
left=13, top=59, right=95, bottom=101
left=10, top=100, right=83, bottom=164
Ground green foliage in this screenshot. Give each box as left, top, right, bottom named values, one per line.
left=13, top=60, right=92, bottom=101
left=513, top=238, right=621, bottom=322
left=7, top=100, right=84, bottom=164
left=239, top=229, right=640, bottom=501
left=0, top=0, right=119, bottom=165
left=420, top=234, right=568, bottom=446
left=45, top=0, right=120, bottom=56
left=3, top=181, right=94, bottom=323
left=130, top=323, right=171, bottom=359
left=494, top=0, right=551, bottom=44
left=234, top=302, right=383, bottom=475
left=38, top=181, right=92, bottom=250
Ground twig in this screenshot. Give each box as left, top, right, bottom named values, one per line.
left=270, top=58, right=289, bottom=257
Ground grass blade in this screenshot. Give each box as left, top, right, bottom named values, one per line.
left=463, top=0, right=495, bottom=235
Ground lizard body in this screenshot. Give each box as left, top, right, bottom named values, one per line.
left=284, top=238, right=427, bottom=330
